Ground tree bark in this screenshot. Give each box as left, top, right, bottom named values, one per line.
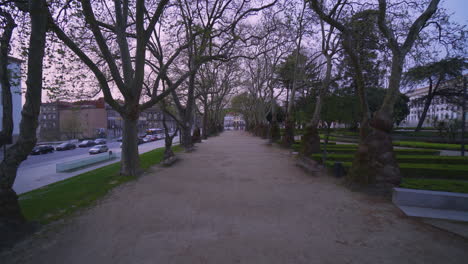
left=202, top=100, right=209, bottom=139
left=181, top=125, right=193, bottom=151
left=120, top=117, right=141, bottom=176
left=0, top=10, right=16, bottom=147
left=0, top=0, right=48, bottom=243
left=269, top=99, right=280, bottom=143
left=415, top=95, right=433, bottom=132
left=347, top=54, right=405, bottom=187
left=302, top=55, right=333, bottom=156
left=415, top=78, right=437, bottom=132
left=162, top=115, right=178, bottom=162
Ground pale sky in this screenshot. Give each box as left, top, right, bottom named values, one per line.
left=442, top=0, right=468, bottom=25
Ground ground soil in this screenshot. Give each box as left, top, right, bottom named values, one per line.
left=2, top=131, right=468, bottom=264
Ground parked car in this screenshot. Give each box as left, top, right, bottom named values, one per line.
left=78, top=140, right=96, bottom=148
left=94, top=138, right=106, bottom=144
left=117, top=136, right=123, bottom=142
left=149, top=134, right=158, bottom=141
left=31, top=145, right=54, bottom=155
left=142, top=135, right=152, bottom=143
left=89, top=144, right=109, bottom=154
left=55, top=142, right=76, bottom=151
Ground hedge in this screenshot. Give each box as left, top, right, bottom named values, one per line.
left=323, top=146, right=440, bottom=156
left=313, top=153, right=468, bottom=165
left=323, top=161, right=468, bottom=180
left=393, top=141, right=461, bottom=150
left=400, top=178, right=468, bottom=194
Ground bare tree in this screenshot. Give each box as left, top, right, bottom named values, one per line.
left=160, top=0, right=277, bottom=151
left=310, top=0, right=442, bottom=187
left=0, top=8, right=15, bottom=147
left=0, top=0, right=49, bottom=242
left=282, top=0, right=307, bottom=147
left=47, top=0, right=198, bottom=176
left=301, top=2, right=342, bottom=156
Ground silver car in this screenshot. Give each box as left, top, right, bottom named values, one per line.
left=89, top=144, right=109, bottom=154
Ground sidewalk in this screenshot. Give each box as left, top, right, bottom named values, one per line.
left=13, top=137, right=179, bottom=194
left=4, top=131, right=468, bottom=263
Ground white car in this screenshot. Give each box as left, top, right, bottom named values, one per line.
left=89, top=145, right=109, bottom=154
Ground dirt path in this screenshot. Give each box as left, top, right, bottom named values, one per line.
left=4, top=131, right=468, bottom=263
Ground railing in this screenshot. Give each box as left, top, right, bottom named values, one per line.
left=56, top=151, right=120, bottom=172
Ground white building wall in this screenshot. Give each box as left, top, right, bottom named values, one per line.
left=0, top=58, right=22, bottom=137
left=401, top=84, right=464, bottom=128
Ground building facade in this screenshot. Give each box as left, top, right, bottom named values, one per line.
left=401, top=77, right=466, bottom=128
left=224, top=112, right=245, bottom=129
left=106, top=104, right=178, bottom=138
left=39, top=98, right=107, bottom=141
left=38, top=102, right=61, bottom=141
left=0, top=57, right=23, bottom=141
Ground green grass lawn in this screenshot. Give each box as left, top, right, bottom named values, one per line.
left=400, top=178, right=468, bottom=194
left=19, top=145, right=181, bottom=224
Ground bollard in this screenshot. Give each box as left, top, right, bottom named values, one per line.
left=334, top=162, right=344, bottom=178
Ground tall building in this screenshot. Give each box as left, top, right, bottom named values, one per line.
left=0, top=57, right=22, bottom=141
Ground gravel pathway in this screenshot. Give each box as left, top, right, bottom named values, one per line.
left=3, top=131, right=468, bottom=264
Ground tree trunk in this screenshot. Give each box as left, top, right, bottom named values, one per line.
left=120, top=117, right=141, bottom=176
left=269, top=101, right=280, bottom=143
left=0, top=10, right=16, bottom=147
left=301, top=55, right=333, bottom=156
left=164, top=136, right=174, bottom=159
left=202, top=101, right=209, bottom=139
left=282, top=117, right=296, bottom=147
left=181, top=125, right=193, bottom=151
left=0, top=0, right=48, bottom=245
left=301, top=126, right=321, bottom=155
left=346, top=112, right=401, bottom=187
left=415, top=96, right=433, bottom=132
left=347, top=55, right=405, bottom=187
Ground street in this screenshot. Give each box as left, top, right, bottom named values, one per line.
left=20, top=141, right=121, bottom=169
left=13, top=137, right=179, bottom=194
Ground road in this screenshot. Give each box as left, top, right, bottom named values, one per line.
left=20, top=141, right=121, bottom=169
left=13, top=137, right=179, bottom=194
